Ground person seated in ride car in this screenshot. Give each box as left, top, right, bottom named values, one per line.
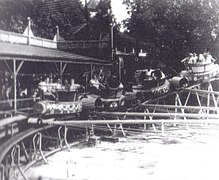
left=64, top=79, right=70, bottom=91
left=99, top=75, right=107, bottom=89
left=203, top=51, right=213, bottom=63
left=56, top=78, right=63, bottom=90
left=38, top=77, right=50, bottom=93
left=143, top=68, right=154, bottom=80
left=48, top=76, right=57, bottom=92
left=188, top=53, right=198, bottom=64
left=70, top=79, right=81, bottom=91
left=198, top=53, right=206, bottom=64
left=89, top=74, right=104, bottom=94
left=90, top=75, right=100, bottom=87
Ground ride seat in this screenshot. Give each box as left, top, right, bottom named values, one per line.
left=100, top=85, right=123, bottom=99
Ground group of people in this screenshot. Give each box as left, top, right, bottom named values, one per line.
left=89, top=70, right=123, bottom=97
left=89, top=74, right=106, bottom=93
left=182, top=51, right=215, bottom=65
left=0, top=73, right=13, bottom=110
left=0, top=73, right=39, bottom=115
left=0, top=67, right=122, bottom=112
left=135, top=68, right=166, bottom=85
left=38, top=77, right=81, bottom=93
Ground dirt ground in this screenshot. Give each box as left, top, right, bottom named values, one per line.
left=18, top=124, right=219, bottom=180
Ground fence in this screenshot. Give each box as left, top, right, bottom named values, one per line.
left=58, top=40, right=109, bottom=49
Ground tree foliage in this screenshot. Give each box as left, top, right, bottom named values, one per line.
left=0, top=0, right=30, bottom=33
left=123, top=0, right=219, bottom=69
left=0, top=0, right=115, bottom=41
left=88, top=0, right=113, bottom=40
left=0, top=0, right=86, bottom=40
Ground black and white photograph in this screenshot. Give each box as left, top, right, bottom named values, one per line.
left=0, top=0, right=219, bottom=179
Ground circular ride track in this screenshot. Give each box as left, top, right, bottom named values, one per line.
left=1, top=77, right=219, bottom=180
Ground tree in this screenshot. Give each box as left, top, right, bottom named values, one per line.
left=123, top=0, right=219, bottom=70
left=0, top=0, right=86, bottom=40
left=88, top=0, right=113, bottom=40
left=0, top=0, right=30, bottom=33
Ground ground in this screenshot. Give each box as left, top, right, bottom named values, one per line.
left=17, top=124, right=219, bottom=180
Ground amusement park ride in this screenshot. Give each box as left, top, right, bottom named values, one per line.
left=180, top=52, right=219, bottom=81
left=27, top=51, right=219, bottom=125
left=28, top=90, right=83, bottom=125
left=1, top=51, right=219, bottom=180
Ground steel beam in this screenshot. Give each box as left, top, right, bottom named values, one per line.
left=184, top=88, right=219, bottom=96
left=94, top=111, right=219, bottom=119
left=45, top=119, right=219, bottom=126
left=140, top=104, right=219, bottom=111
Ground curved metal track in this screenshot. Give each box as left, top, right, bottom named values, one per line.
left=0, top=125, right=52, bottom=164
left=0, top=124, right=87, bottom=180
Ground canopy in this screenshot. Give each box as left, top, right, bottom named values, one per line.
left=0, top=41, right=111, bottom=65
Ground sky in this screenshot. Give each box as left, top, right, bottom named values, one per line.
left=80, top=0, right=130, bottom=31
left=81, top=0, right=130, bottom=24
left=111, top=0, right=130, bottom=23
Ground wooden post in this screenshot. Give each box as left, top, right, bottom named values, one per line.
left=59, top=62, right=67, bottom=84
left=90, top=64, right=93, bottom=78
left=60, top=62, right=63, bottom=83
left=12, top=60, right=24, bottom=113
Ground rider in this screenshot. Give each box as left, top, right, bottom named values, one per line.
left=89, top=75, right=102, bottom=94
left=70, top=79, right=81, bottom=91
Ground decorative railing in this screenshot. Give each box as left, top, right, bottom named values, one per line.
left=0, top=30, right=28, bottom=44
left=0, top=30, right=57, bottom=49
left=0, top=30, right=110, bottom=49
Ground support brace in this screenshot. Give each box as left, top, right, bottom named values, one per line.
left=58, top=126, right=71, bottom=151
left=10, top=145, right=27, bottom=180
left=32, top=133, right=47, bottom=164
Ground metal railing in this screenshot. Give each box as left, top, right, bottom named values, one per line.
left=0, top=97, right=39, bottom=117
left=58, top=40, right=109, bottom=49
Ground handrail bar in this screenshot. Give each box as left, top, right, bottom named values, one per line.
left=0, top=108, right=34, bottom=115
left=0, top=114, right=27, bottom=127
left=0, top=97, right=40, bottom=104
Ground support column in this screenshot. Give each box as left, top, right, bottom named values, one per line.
left=12, top=60, right=24, bottom=113
left=90, top=64, right=93, bottom=78
left=59, top=62, right=67, bottom=83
